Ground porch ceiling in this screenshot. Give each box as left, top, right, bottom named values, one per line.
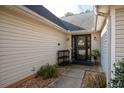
left=95, top=5, right=110, bottom=32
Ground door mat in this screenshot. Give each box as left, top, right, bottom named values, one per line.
left=81, top=70, right=106, bottom=88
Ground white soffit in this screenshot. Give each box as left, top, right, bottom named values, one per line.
left=114, top=5, right=124, bottom=9
left=98, top=5, right=109, bottom=14
left=95, top=5, right=110, bottom=31
left=96, top=16, right=106, bottom=31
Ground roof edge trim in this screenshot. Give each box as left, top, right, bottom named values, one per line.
left=17, top=6, right=68, bottom=34
left=70, top=29, right=94, bottom=35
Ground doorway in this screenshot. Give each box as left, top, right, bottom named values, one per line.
left=72, top=35, right=91, bottom=63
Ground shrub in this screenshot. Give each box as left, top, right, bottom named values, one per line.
left=91, top=49, right=100, bottom=59
left=110, top=59, right=124, bottom=88
left=37, top=64, right=59, bottom=79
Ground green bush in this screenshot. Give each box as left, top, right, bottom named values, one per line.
left=110, top=59, right=124, bottom=88
left=91, top=49, right=100, bottom=59
left=37, top=64, right=59, bottom=79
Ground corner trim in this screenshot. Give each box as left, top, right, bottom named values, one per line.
left=110, top=6, right=116, bottom=79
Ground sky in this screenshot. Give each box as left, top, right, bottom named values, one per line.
left=43, top=5, right=93, bottom=17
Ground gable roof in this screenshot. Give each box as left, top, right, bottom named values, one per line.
left=25, top=5, right=94, bottom=31
left=61, top=12, right=94, bottom=31
left=25, top=5, right=67, bottom=30
left=61, top=20, right=85, bottom=31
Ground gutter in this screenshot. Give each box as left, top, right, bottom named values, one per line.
left=16, top=6, right=70, bottom=34
left=70, top=29, right=94, bottom=35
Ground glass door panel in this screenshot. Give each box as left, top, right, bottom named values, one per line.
left=76, top=36, right=86, bottom=60
left=72, top=35, right=91, bottom=62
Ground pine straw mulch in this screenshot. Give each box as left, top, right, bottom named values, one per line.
left=81, top=70, right=106, bottom=88
left=15, top=67, right=65, bottom=88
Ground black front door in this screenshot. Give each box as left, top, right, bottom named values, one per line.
left=72, top=35, right=91, bottom=62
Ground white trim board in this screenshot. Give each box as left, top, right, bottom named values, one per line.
left=110, top=6, right=116, bottom=79
left=70, top=29, right=95, bottom=35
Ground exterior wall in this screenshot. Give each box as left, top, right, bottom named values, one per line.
left=91, top=32, right=101, bottom=62
left=91, top=32, right=101, bottom=51
left=115, top=8, right=124, bottom=60
left=66, top=34, right=72, bottom=60
left=0, top=6, right=68, bottom=87
left=100, top=18, right=110, bottom=83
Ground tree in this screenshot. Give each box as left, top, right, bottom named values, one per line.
left=80, top=11, right=85, bottom=14
left=80, top=10, right=91, bottom=14
left=64, top=12, right=74, bottom=17
left=85, top=9, right=91, bottom=13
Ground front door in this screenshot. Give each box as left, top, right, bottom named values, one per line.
left=72, top=35, right=91, bottom=62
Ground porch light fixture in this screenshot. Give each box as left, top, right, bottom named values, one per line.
left=58, top=43, right=60, bottom=46
left=94, top=36, right=97, bottom=40
left=66, top=37, right=69, bottom=41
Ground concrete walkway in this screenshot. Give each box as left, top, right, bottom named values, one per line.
left=49, top=65, right=101, bottom=88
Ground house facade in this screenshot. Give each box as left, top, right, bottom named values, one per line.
left=0, top=5, right=123, bottom=87
left=0, top=6, right=69, bottom=87
left=96, top=5, right=124, bottom=86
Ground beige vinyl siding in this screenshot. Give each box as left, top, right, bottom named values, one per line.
left=91, top=32, right=101, bottom=51
left=0, top=6, right=67, bottom=87
left=91, top=32, right=101, bottom=62
left=115, top=8, right=124, bottom=59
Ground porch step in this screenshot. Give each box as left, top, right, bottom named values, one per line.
left=71, top=60, right=93, bottom=66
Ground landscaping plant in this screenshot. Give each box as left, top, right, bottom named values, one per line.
left=91, top=49, right=100, bottom=64
left=110, top=59, right=124, bottom=88
left=91, top=49, right=100, bottom=60
left=37, top=64, right=59, bottom=79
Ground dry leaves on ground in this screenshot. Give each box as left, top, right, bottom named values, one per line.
left=15, top=67, right=65, bottom=88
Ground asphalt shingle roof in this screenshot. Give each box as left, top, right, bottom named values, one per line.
left=25, top=5, right=94, bottom=31
left=61, top=20, right=85, bottom=31
left=61, top=12, right=94, bottom=31
left=25, top=5, right=67, bottom=29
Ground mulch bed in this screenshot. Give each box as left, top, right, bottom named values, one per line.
left=81, top=70, right=106, bottom=88
left=15, top=67, right=65, bottom=88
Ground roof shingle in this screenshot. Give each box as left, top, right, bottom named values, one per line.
left=61, top=12, right=94, bottom=31
left=25, top=5, right=67, bottom=30
left=25, top=5, right=94, bottom=31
